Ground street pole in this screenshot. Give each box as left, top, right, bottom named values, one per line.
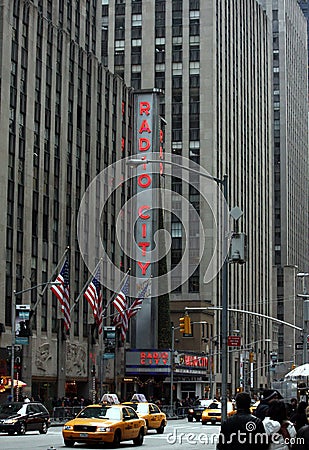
left=10, top=293, right=16, bottom=400
left=127, top=158, right=230, bottom=420
left=221, top=175, right=228, bottom=421
left=297, top=273, right=309, bottom=364
left=170, top=324, right=174, bottom=415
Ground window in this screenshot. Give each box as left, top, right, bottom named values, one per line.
left=132, top=14, right=142, bottom=26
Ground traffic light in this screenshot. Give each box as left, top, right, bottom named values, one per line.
left=184, top=315, right=191, bottom=335
left=249, top=352, right=254, bottom=363
left=179, top=314, right=191, bottom=334
left=179, top=317, right=185, bottom=333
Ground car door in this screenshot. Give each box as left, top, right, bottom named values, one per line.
left=122, top=407, right=134, bottom=440
left=126, top=406, right=141, bottom=439
left=149, top=404, right=161, bottom=429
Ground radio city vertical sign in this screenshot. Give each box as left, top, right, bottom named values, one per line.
left=133, top=89, right=164, bottom=348
left=134, top=90, right=164, bottom=279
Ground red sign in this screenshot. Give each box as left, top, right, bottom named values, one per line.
left=228, top=336, right=241, bottom=347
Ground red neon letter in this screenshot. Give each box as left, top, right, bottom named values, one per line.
left=139, top=138, right=151, bottom=152
left=139, top=102, right=150, bottom=116
left=142, top=223, right=147, bottom=238
left=138, top=174, right=152, bottom=188
left=138, top=242, right=150, bottom=256
left=138, top=261, right=150, bottom=275
left=139, top=119, right=151, bottom=134
left=138, top=205, right=150, bottom=219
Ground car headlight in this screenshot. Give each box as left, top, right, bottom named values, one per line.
left=63, top=425, right=73, bottom=430
left=3, top=419, right=18, bottom=424
left=97, top=426, right=112, bottom=432
left=188, top=409, right=194, bottom=413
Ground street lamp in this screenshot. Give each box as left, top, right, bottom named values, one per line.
left=127, top=157, right=229, bottom=420
left=11, top=282, right=61, bottom=400
left=297, top=272, right=309, bottom=364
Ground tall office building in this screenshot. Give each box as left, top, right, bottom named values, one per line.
left=260, top=0, right=309, bottom=371
left=299, top=0, right=309, bottom=104
left=103, top=0, right=275, bottom=397
left=0, top=0, right=133, bottom=401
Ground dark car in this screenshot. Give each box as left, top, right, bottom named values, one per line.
left=187, top=400, right=213, bottom=422
left=0, top=401, right=50, bottom=435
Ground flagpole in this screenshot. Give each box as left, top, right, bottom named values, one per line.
left=70, top=258, right=103, bottom=313
left=32, top=247, right=70, bottom=314
left=102, top=268, right=131, bottom=317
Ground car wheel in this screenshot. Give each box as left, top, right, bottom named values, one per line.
left=17, top=422, right=26, bottom=435
left=64, top=439, right=75, bottom=447
left=202, top=421, right=207, bottom=425
left=188, top=417, right=193, bottom=422
left=196, top=417, right=201, bottom=422
left=39, top=421, right=48, bottom=434
left=133, top=429, right=144, bottom=446
left=156, top=422, right=165, bottom=434
left=112, top=429, right=121, bottom=448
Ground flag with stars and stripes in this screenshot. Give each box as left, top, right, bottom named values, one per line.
left=50, top=258, right=71, bottom=331
left=128, top=279, right=150, bottom=318
left=84, top=269, right=103, bottom=335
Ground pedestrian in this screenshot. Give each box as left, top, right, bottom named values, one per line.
left=255, top=389, right=283, bottom=420
left=287, top=398, right=298, bottom=421
left=217, top=392, right=268, bottom=449
left=290, top=401, right=308, bottom=431
left=291, top=406, right=309, bottom=449
left=263, top=399, right=296, bottom=449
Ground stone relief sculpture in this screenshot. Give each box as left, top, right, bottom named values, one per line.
left=36, top=342, right=52, bottom=371
left=66, top=343, right=87, bottom=376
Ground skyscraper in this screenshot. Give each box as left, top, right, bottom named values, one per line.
left=103, top=0, right=276, bottom=396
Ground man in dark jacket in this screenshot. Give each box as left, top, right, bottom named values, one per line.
left=217, top=392, right=268, bottom=449
left=255, top=389, right=283, bottom=420
left=292, top=406, right=309, bottom=449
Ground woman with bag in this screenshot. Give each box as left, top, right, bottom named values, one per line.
left=263, top=400, right=296, bottom=449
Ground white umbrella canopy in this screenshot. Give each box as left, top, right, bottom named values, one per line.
left=284, top=363, right=309, bottom=380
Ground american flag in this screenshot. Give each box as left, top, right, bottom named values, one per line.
left=112, top=277, right=129, bottom=318
left=84, top=269, right=103, bottom=335
left=128, top=280, right=150, bottom=318
left=51, top=259, right=71, bottom=331
left=113, top=277, right=129, bottom=342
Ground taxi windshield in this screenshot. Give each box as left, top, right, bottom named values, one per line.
left=208, top=402, right=221, bottom=410
left=77, top=406, right=121, bottom=421
left=136, top=404, right=149, bottom=414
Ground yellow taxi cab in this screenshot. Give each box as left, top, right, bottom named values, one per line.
left=201, top=401, right=236, bottom=425
left=123, top=394, right=167, bottom=434
left=62, top=404, right=146, bottom=447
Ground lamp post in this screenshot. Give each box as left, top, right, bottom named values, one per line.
left=11, top=282, right=61, bottom=400
left=297, top=272, right=309, bottom=364
left=127, top=157, right=229, bottom=420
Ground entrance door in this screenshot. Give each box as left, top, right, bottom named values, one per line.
left=181, top=383, right=196, bottom=401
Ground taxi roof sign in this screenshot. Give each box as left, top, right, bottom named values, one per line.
left=131, top=393, right=147, bottom=403
left=100, top=393, right=120, bottom=405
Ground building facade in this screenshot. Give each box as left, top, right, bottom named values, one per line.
left=103, top=0, right=275, bottom=397
left=260, top=0, right=309, bottom=374
left=0, top=0, right=133, bottom=403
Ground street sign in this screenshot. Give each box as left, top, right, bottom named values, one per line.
left=295, top=342, right=309, bottom=350
left=228, top=335, right=241, bottom=347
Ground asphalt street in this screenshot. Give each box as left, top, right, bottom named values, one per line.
left=0, top=418, right=221, bottom=450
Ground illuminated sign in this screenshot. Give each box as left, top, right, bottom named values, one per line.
left=178, top=354, right=208, bottom=369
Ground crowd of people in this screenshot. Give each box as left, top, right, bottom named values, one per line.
left=217, top=389, right=309, bottom=449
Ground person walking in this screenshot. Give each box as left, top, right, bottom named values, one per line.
left=291, top=406, right=309, bottom=449
left=255, top=389, right=283, bottom=420
left=217, top=392, right=268, bottom=449
left=290, top=401, right=308, bottom=431
left=263, top=400, right=296, bottom=449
